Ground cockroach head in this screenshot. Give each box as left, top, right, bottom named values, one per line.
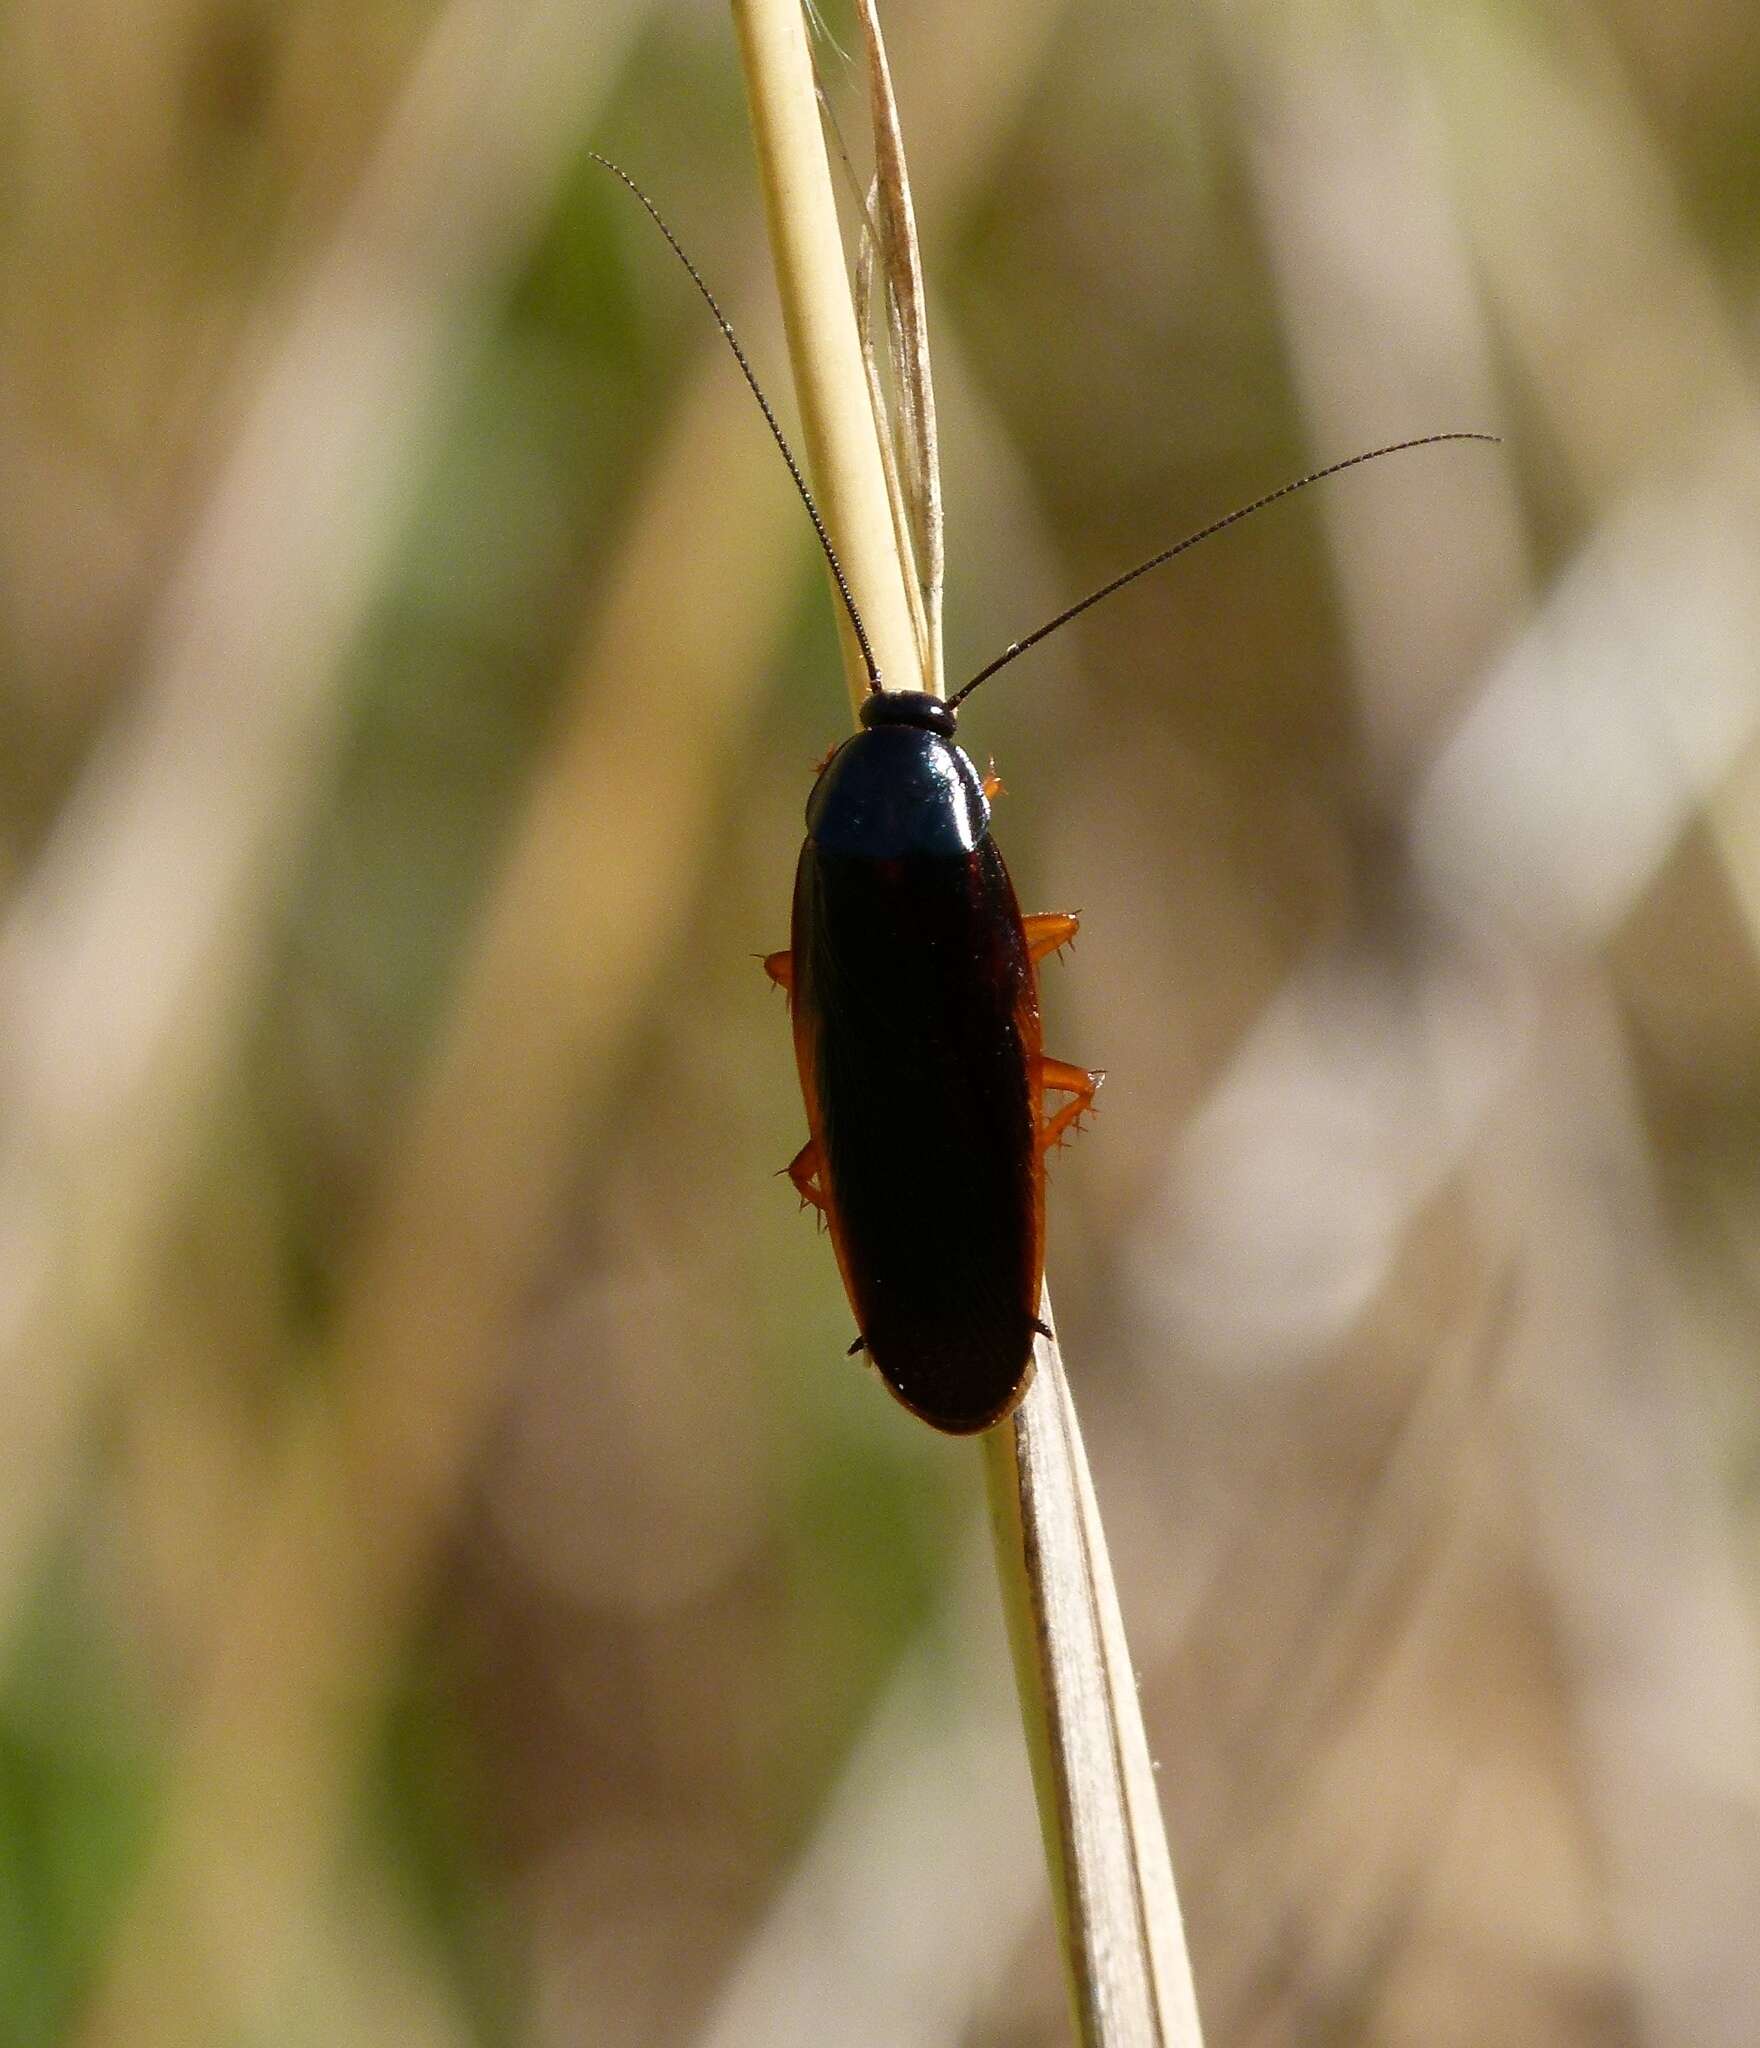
left=858, top=690, right=957, bottom=740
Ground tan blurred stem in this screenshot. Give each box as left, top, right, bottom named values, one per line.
left=695, top=1537, right=1044, bottom=2048
left=731, top=4, right=1201, bottom=2041
left=0, top=0, right=649, bottom=1636
left=74, top=258, right=808, bottom=2048
left=730, top=0, right=924, bottom=708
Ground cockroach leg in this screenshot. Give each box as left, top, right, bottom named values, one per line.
left=1023, top=912, right=1080, bottom=966
left=1037, top=1057, right=1103, bottom=1152
left=846, top=1334, right=868, bottom=1358
left=762, top=948, right=794, bottom=991
left=783, top=1137, right=827, bottom=1216
left=982, top=759, right=1005, bottom=801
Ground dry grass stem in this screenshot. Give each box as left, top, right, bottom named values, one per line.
left=730, top=0, right=924, bottom=706
left=986, top=1321, right=1204, bottom=2046
left=733, top=4, right=1201, bottom=2040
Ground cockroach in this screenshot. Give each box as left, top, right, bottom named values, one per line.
left=592, top=154, right=1493, bottom=1433
left=760, top=691, right=1087, bottom=1432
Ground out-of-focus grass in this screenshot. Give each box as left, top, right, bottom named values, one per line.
left=3, top=1, right=1760, bottom=2044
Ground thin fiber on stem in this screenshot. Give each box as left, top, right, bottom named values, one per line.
left=730, top=0, right=924, bottom=707
left=852, top=0, right=944, bottom=693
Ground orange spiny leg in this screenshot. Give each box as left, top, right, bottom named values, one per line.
left=983, top=759, right=1006, bottom=801
left=1038, top=1057, right=1102, bottom=1153
left=782, top=1137, right=827, bottom=1216
left=1023, top=912, right=1080, bottom=966
left=762, top=949, right=793, bottom=992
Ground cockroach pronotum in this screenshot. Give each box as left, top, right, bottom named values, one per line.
left=592, top=153, right=1492, bottom=1433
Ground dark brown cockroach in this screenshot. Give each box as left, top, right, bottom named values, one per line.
left=764, top=688, right=1093, bottom=1432
left=593, top=153, right=1493, bottom=1431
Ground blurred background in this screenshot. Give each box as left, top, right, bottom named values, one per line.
left=3, top=0, right=1759, bottom=2042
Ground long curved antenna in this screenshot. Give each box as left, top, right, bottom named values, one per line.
left=948, top=432, right=1499, bottom=710
left=590, top=153, right=882, bottom=690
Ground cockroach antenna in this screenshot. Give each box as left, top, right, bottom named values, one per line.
left=589, top=153, right=884, bottom=691
left=949, top=432, right=1500, bottom=708
left=593, top=153, right=1498, bottom=715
